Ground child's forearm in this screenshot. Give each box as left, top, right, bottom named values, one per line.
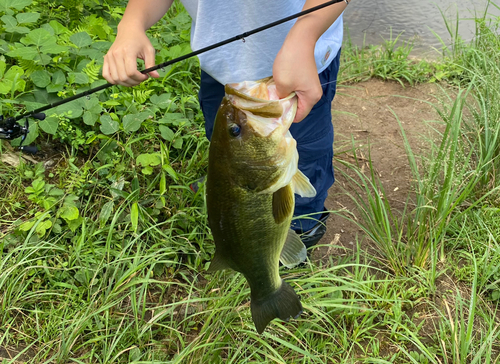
left=288, top=0, right=347, bottom=46
left=118, top=0, right=174, bottom=33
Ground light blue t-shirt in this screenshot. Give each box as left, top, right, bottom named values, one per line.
left=180, top=0, right=343, bottom=84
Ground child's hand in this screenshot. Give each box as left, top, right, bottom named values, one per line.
left=273, top=0, right=347, bottom=123
left=103, top=27, right=160, bottom=86
left=273, top=34, right=322, bottom=123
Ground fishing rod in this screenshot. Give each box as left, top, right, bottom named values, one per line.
left=0, top=0, right=349, bottom=152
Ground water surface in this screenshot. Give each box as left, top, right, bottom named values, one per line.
left=343, top=0, right=500, bottom=56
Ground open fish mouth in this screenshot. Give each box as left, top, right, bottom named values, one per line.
left=225, top=78, right=297, bottom=138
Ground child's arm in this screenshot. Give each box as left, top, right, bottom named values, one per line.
left=103, top=0, right=174, bottom=86
left=273, top=0, right=348, bottom=123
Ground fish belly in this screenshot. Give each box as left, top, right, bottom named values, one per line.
left=207, top=181, right=286, bottom=298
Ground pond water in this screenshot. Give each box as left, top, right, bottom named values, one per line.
left=343, top=0, right=500, bottom=57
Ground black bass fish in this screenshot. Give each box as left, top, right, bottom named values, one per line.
left=206, top=78, right=316, bottom=334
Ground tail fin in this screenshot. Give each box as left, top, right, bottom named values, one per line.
left=250, top=280, right=303, bottom=334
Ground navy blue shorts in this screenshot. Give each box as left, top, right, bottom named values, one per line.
left=199, top=50, right=340, bottom=231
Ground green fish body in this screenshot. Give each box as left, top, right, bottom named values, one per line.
left=206, top=78, right=316, bottom=333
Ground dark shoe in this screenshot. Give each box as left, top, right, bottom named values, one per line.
left=297, top=211, right=330, bottom=249
left=189, top=176, right=206, bottom=193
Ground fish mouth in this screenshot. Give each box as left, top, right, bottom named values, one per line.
left=225, top=78, right=297, bottom=137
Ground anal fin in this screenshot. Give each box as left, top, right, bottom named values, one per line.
left=279, top=229, right=307, bottom=268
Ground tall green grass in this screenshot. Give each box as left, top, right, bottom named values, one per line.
left=1, top=1, right=500, bottom=363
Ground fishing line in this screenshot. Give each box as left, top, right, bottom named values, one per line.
left=0, top=0, right=348, bottom=148
left=320, top=80, right=338, bottom=87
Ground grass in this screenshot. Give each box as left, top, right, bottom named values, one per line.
left=1, top=1, right=500, bottom=363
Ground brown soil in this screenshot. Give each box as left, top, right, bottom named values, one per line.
left=313, top=79, right=443, bottom=260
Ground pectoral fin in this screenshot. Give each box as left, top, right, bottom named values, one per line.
left=272, top=185, right=294, bottom=224
left=207, top=251, right=232, bottom=272
left=292, top=170, right=316, bottom=198
left=279, top=229, right=307, bottom=268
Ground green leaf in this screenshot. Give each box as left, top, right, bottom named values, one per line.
left=70, top=31, right=92, bottom=48
left=136, top=153, right=161, bottom=167
left=19, top=220, right=35, bottom=231
left=130, top=202, right=139, bottom=232
left=0, top=0, right=32, bottom=11
left=40, top=43, right=69, bottom=54
left=47, top=84, right=63, bottom=94
left=39, top=116, right=58, bottom=135
left=34, top=53, right=51, bottom=65
left=47, top=70, right=65, bottom=92
left=150, top=93, right=172, bottom=109
left=34, top=88, right=61, bottom=104
left=0, top=61, right=5, bottom=78
left=36, top=220, right=52, bottom=237
left=492, top=290, right=500, bottom=301
left=49, top=20, right=67, bottom=35
left=9, top=25, right=30, bottom=34
left=99, top=201, right=114, bottom=225
left=83, top=111, right=98, bottom=126
left=141, top=166, right=153, bottom=175
left=100, top=115, right=119, bottom=135
left=59, top=205, right=79, bottom=221
left=1, top=14, right=17, bottom=28
left=162, top=164, right=178, bottom=182
left=16, top=12, right=40, bottom=24
left=122, top=112, right=149, bottom=133
left=1, top=14, right=30, bottom=33
left=74, top=269, right=90, bottom=285
left=51, top=70, right=66, bottom=85
left=159, top=125, right=175, bottom=141
left=173, top=137, right=183, bottom=149
left=6, top=45, right=38, bottom=60
left=0, top=65, right=24, bottom=94
left=129, top=347, right=141, bottom=362
left=55, top=100, right=83, bottom=119
left=31, top=70, right=51, bottom=88
left=48, top=187, right=64, bottom=196
left=40, top=23, right=55, bottom=36
left=0, top=80, right=12, bottom=94
left=68, top=72, right=89, bottom=84
left=82, top=96, right=102, bottom=113
left=67, top=216, right=83, bottom=232
left=5, top=65, right=24, bottom=80
left=158, top=112, right=188, bottom=126
left=24, top=28, right=54, bottom=47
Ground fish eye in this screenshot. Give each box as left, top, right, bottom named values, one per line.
left=229, top=124, right=241, bottom=137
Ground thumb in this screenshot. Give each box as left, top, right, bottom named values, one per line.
left=144, top=46, right=160, bottom=78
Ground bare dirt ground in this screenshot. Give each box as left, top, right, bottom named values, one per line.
left=313, top=79, right=443, bottom=260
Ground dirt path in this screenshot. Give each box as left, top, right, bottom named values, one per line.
left=314, top=79, right=442, bottom=260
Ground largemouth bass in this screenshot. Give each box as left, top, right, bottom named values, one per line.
left=206, top=77, right=316, bottom=333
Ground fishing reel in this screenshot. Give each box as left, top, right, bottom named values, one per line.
left=0, top=113, right=45, bottom=154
